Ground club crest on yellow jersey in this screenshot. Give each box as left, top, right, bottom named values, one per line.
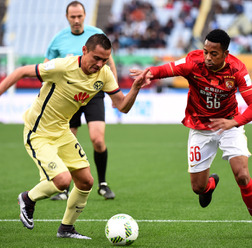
left=48, top=162, right=57, bottom=170
left=93, top=81, right=104, bottom=90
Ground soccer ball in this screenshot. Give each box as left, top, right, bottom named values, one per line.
left=105, top=213, right=139, bottom=246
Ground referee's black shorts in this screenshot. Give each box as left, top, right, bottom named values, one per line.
left=70, top=91, right=105, bottom=128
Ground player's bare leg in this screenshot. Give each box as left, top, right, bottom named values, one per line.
left=230, top=156, right=252, bottom=215
left=190, top=168, right=219, bottom=208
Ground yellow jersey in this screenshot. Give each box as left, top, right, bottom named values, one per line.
left=23, top=56, right=119, bottom=137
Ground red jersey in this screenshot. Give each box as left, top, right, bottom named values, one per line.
left=150, top=50, right=252, bottom=130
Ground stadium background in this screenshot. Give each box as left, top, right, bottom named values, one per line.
left=0, top=0, right=252, bottom=123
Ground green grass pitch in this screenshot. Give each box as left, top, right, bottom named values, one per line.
left=1, top=123, right=252, bottom=247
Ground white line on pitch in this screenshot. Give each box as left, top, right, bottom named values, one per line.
left=1, top=219, right=252, bottom=223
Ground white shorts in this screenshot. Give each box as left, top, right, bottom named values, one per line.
left=187, top=126, right=251, bottom=173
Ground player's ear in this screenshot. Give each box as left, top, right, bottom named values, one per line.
left=65, top=13, right=69, bottom=21
left=82, top=46, right=88, bottom=55
left=224, top=50, right=229, bottom=58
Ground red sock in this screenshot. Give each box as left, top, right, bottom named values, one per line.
left=239, top=178, right=252, bottom=216
left=203, top=177, right=216, bottom=194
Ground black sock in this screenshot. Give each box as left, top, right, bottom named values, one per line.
left=94, top=149, right=108, bottom=184
left=59, top=223, right=73, bottom=231
left=24, top=191, right=35, bottom=205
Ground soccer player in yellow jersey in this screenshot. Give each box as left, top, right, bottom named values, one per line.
left=0, top=34, right=149, bottom=239
left=45, top=1, right=118, bottom=200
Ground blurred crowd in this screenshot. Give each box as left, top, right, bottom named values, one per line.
left=106, top=0, right=252, bottom=56
left=106, top=0, right=201, bottom=54
left=210, top=0, right=252, bottom=54
left=214, top=0, right=244, bottom=15
left=0, top=0, right=6, bottom=46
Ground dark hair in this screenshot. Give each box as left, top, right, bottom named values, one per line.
left=66, top=1, right=85, bottom=15
left=85, top=34, right=112, bottom=51
left=205, top=29, right=230, bottom=51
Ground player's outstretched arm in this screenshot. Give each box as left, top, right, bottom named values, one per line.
left=129, top=68, right=143, bottom=78
left=0, top=65, right=37, bottom=96
left=110, top=69, right=150, bottom=113
left=130, top=68, right=153, bottom=85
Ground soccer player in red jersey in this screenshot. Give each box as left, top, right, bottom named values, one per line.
left=131, top=29, right=252, bottom=215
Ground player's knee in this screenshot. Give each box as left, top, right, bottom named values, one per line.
left=86, top=176, right=94, bottom=189
left=53, top=172, right=72, bottom=191
left=56, top=179, right=72, bottom=191
left=79, top=175, right=94, bottom=191
left=235, top=171, right=250, bottom=186
left=92, top=137, right=105, bottom=152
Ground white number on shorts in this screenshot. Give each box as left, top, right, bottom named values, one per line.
left=189, top=146, right=201, bottom=162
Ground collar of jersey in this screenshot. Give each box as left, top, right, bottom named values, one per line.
left=71, top=30, right=84, bottom=36
left=210, top=62, right=226, bottom=73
